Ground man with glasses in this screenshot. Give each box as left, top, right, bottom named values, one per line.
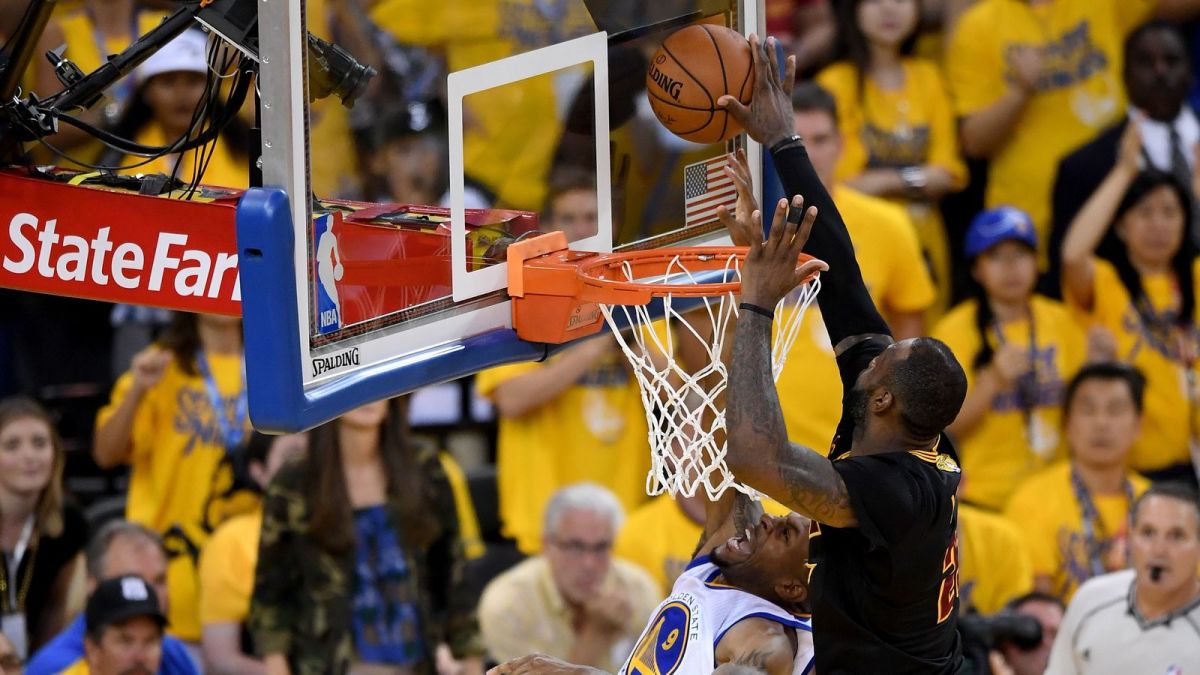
left=477, top=483, right=660, bottom=671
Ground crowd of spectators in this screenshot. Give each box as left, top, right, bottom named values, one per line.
left=2, top=0, right=1200, bottom=673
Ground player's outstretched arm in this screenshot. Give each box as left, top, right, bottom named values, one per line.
left=718, top=34, right=891, bottom=349
left=724, top=197, right=856, bottom=528
left=693, top=489, right=765, bottom=560
left=485, top=654, right=608, bottom=675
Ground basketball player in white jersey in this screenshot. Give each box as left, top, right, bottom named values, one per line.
left=488, top=490, right=816, bottom=675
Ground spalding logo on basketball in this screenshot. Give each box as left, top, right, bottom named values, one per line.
left=646, top=24, right=755, bottom=145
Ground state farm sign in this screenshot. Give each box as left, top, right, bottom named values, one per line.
left=0, top=170, right=241, bottom=315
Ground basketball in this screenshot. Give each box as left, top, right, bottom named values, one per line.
left=646, top=24, right=755, bottom=145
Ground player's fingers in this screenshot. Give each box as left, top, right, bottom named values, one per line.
left=724, top=161, right=753, bottom=200
left=783, top=54, right=797, bottom=95
left=795, top=257, right=828, bottom=284
left=764, top=198, right=789, bottom=253
left=716, top=95, right=751, bottom=126
left=795, top=205, right=818, bottom=252
left=749, top=33, right=771, bottom=92
left=747, top=209, right=765, bottom=256
left=784, top=195, right=805, bottom=242
left=765, top=36, right=780, bottom=84
left=717, top=205, right=744, bottom=245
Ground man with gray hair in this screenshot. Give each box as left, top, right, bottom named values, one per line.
left=478, top=483, right=660, bottom=671
left=26, top=520, right=199, bottom=674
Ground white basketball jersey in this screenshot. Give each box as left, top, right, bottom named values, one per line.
left=618, top=556, right=815, bottom=675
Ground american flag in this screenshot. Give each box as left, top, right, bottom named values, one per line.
left=683, top=155, right=737, bottom=229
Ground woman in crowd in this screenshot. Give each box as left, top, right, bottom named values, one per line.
left=1062, top=122, right=1200, bottom=484
left=0, top=397, right=88, bottom=659
left=933, top=207, right=1088, bottom=511
left=93, top=311, right=251, bottom=648
left=107, top=28, right=250, bottom=188
left=816, top=0, right=966, bottom=316
left=250, top=397, right=485, bottom=675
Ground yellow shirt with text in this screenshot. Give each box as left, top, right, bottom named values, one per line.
left=946, top=0, right=1155, bottom=262
left=476, top=353, right=651, bottom=553
left=777, top=185, right=936, bottom=451
left=1004, top=461, right=1149, bottom=602
left=818, top=59, right=965, bottom=316
left=933, top=296, right=1087, bottom=510
left=97, top=352, right=255, bottom=640
left=958, top=503, right=1034, bottom=614
left=1068, top=258, right=1200, bottom=472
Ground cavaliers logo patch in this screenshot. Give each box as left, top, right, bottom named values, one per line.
left=936, top=454, right=961, bottom=473
left=629, top=601, right=691, bottom=675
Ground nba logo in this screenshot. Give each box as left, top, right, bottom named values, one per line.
left=313, top=213, right=344, bottom=335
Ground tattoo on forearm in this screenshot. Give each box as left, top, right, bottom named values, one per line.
left=777, top=449, right=853, bottom=525
left=728, top=312, right=788, bottom=459
left=733, top=649, right=771, bottom=669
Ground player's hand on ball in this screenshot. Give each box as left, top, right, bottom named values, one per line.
left=486, top=654, right=600, bottom=675
left=740, top=195, right=827, bottom=309
left=716, top=34, right=797, bottom=148
left=130, top=345, right=171, bottom=393
left=717, top=148, right=761, bottom=247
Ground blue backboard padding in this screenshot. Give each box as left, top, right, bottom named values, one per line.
left=236, top=188, right=546, bottom=433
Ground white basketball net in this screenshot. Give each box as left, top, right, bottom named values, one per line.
left=598, top=251, right=821, bottom=501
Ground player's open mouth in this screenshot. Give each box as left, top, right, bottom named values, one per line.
left=727, top=528, right=755, bottom=557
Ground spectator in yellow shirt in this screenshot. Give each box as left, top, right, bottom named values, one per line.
left=957, top=501, right=1034, bottom=615
left=946, top=0, right=1186, bottom=267
left=93, top=311, right=252, bottom=645
left=1005, top=363, right=1151, bottom=602
left=198, top=431, right=305, bottom=673
left=740, top=83, right=934, bottom=451
left=817, top=0, right=967, bottom=316
left=935, top=207, right=1088, bottom=510
left=1062, top=122, right=1200, bottom=481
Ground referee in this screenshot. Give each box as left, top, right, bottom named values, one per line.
left=1045, top=482, right=1200, bottom=674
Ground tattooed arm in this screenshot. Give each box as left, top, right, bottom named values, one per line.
left=714, top=618, right=798, bottom=675
left=726, top=312, right=857, bottom=528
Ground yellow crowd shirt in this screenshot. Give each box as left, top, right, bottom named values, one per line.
left=777, top=185, right=936, bottom=451
left=946, top=0, right=1155, bottom=263
left=958, top=503, right=1034, bottom=614
left=817, top=59, right=966, bottom=317
left=613, top=495, right=704, bottom=593
left=120, top=123, right=248, bottom=189
left=97, top=351, right=255, bottom=640
left=369, top=0, right=595, bottom=209
left=932, top=296, right=1087, bottom=510
left=198, top=510, right=260, bottom=626
left=1068, top=258, right=1200, bottom=472
left=476, top=354, right=651, bottom=554
left=1004, top=461, right=1149, bottom=602
left=58, top=660, right=89, bottom=675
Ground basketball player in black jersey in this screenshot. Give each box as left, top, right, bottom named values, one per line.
left=715, top=34, right=968, bottom=674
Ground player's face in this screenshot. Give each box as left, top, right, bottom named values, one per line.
left=1117, top=184, right=1187, bottom=271
left=544, top=509, right=615, bottom=605
left=849, top=341, right=907, bottom=429
left=712, top=512, right=810, bottom=604
left=856, top=0, right=919, bottom=50
left=1130, top=495, right=1200, bottom=596
left=85, top=617, right=163, bottom=675
left=971, top=241, right=1038, bottom=305
left=1064, top=379, right=1141, bottom=470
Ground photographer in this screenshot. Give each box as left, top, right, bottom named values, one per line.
left=959, top=593, right=1062, bottom=675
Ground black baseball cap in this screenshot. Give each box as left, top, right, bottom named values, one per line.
left=85, top=576, right=168, bottom=633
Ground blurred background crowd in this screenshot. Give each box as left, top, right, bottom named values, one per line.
left=1, top=0, right=1200, bottom=673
